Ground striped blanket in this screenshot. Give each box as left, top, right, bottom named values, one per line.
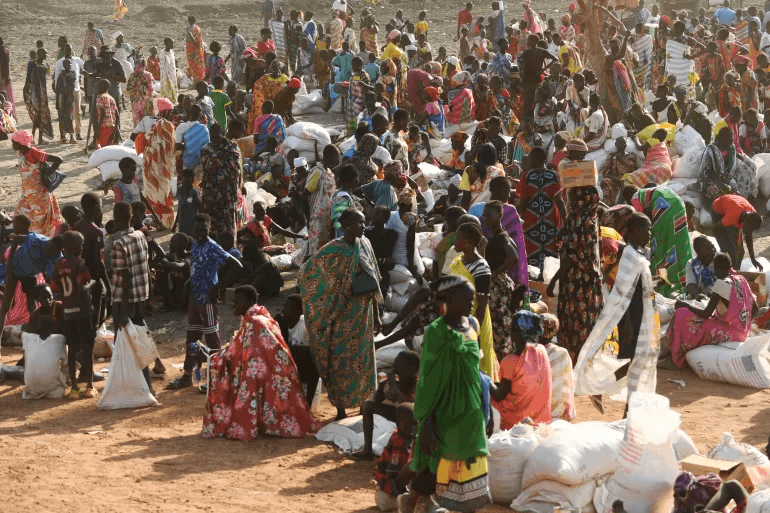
left=632, top=34, right=653, bottom=91
left=735, top=20, right=750, bottom=45
left=269, top=20, right=288, bottom=66
left=665, top=39, right=694, bottom=90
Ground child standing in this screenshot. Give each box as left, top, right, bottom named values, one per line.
left=146, top=46, right=161, bottom=81
left=73, top=192, right=111, bottom=334
left=374, top=404, right=419, bottom=511
left=114, top=157, right=142, bottom=204
left=172, top=168, right=200, bottom=236
left=50, top=231, right=97, bottom=399
left=364, top=53, right=380, bottom=82
left=275, top=294, right=319, bottom=406
left=205, top=41, right=226, bottom=85
left=94, top=78, right=118, bottom=149
left=209, top=75, right=234, bottom=131
left=195, top=80, right=216, bottom=129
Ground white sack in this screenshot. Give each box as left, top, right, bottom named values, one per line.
left=488, top=424, right=540, bottom=505
left=22, top=333, right=66, bottom=400
left=686, top=336, right=770, bottom=389
left=285, top=121, right=332, bottom=147
left=513, top=478, right=598, bottom=513
left=88, top=145, right=142, bottom=168
left=672, top=148, right=704, bottom=178
left=97, top=322, right=159, bottom=410
left=707, top=432, right=770, bottom=467
left=315, top=414, right=396, bottom=455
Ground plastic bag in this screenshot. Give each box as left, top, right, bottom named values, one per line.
left=22, top=333, right=67, bottom=399
left=597, top=393, right=680, bottom=513
left=123, top=320, right=158, bottom=369
left=315, top=414, right=396, bottom=455
left=707, top=432, right=770, bottom=467
left=686, top=336, right=770, bottom=389
left=97, top=323, right=159, bottom=410
left=488, top=424, right=540, bottom=505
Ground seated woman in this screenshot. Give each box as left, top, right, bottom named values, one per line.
left=245, top=135, right=287, bottom=182
left=385, top=186, right=425, bottom=285
left=202, top=285, right=319, bottom=440
left=666, top=252, right=757, bottom=369
left=622, top=128, right=673, bottom=188
left=685, top=236, right=718, bottom=300
left=491, top=311, right=552, bottom=429
left=252, top=100, right=286, bottom=151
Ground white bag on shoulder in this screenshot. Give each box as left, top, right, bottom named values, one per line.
left=98, top=322, right=159, bottom=410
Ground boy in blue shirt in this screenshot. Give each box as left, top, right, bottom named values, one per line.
left=166, top=214, right=243, bottom=390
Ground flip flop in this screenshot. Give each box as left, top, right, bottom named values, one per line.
left=165, top=377, right=192, bottom=390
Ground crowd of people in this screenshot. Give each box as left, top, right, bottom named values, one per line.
left=3, top=0, right=770, bottom=511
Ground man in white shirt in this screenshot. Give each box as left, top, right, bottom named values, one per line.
left=53, top=44, right=85, bottom=140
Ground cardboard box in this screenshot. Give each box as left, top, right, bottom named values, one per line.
left=737, top=271, right=767, bottom=307
left=558, top=160, right=598, bottom=189
left=680, top=455, right=754, bottom=493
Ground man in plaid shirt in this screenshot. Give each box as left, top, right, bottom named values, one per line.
left=110, top=201, right=163, bottom=393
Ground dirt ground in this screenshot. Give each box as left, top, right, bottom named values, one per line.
left=1, top=1, right=770, bottom=512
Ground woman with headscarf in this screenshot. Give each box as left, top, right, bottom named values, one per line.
left=522, top=0, right=542, bottom=34
left=547, top=185, right=604, bottom=361
left=406, top=67, right=432, bottom=114
left=602, top=203, right=636, bottom=240
left=202, top=285, right=320, bottom=440
left=200, top=123, right=243, bottom=238
left=446, top=71, right=475, bottom=126
left=558, top=14, right=575, bottom=42
left=249, top=61, right=289, bottom=134
left=459, top=142, right=505, bottom=210
left=632, top=186, right=693, bottom=296
left=10, top=130, right=63, bottom=236
left=360, top=160, right=403, bottom=211
left=142, top=99, right=177, bottom=229
left=377, top=58, right=399, bottom=112
left=300, top=208, right=381, bottom=421
left=127, top=59, right=155, bottom=125
left=515, top=146, right=567, bottom=273
left=381, top=30, right=405, bottom=66
left=347, top=132, right=380, bottom=186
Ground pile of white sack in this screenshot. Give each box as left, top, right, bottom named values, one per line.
left=494, top=393, right=694, bottom=513
left=293, top=84, right=326, bottom=116
left=87, top=143, right=143, bottom=182
left=280, top=121, right=331, bottom=164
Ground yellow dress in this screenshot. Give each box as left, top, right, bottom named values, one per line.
left=449, top=255, right=499, bottom=381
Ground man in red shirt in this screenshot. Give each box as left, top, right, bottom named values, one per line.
left=712, top=194, right=763, bottom=270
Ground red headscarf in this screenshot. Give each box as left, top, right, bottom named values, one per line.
left=424, top=86, right=440, bottom=102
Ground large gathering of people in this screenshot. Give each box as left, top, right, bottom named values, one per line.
left=4, top=0, right=770, bottom=511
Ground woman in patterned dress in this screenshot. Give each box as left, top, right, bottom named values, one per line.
left=300, top=208, right=381, bottom=421
left=200, top=124, right=242, bottom=238
left=202, top=285, right=319, bottom=440
left=127, top=59, right=155, bottom=125
left=142, top=101, right=176, bottom=229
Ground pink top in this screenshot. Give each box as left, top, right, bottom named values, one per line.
left=492, top=343, right=553, bottom=429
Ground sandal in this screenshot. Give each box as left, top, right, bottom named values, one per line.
left=165, top=376, right=193, bottom=390
left=68, top=389, right=83, bottom=400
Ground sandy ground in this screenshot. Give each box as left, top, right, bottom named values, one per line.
left=1, top=1, right=770, bottom=512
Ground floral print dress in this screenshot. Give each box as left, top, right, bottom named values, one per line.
left=556, top=186, right=603, bottom=361
left=202, top=304, right=319, bottom=440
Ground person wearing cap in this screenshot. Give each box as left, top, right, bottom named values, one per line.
left=271, top=76, right=304, bottom=125
left=85, top=45, right=126, bottom=110
left=129, top=98, right=177, bottom=229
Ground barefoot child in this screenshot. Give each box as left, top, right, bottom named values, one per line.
left=50, top=231, right=98, bottom=399
left=171, top=168, right=200, bottom=236
left=354, top=349, right=419, bottom=460
left=374, top=403, right=419, bottom=511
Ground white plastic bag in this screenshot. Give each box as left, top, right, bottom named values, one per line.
left=673, top=148, right=704, bottom=178
left=124, top=319, right=158, bottom=369
left=271, top=254, right=294, bottom=271
left=22, top=333, right=67, bottom=399
left=488, top=424, right=540, bottom=505
left=98, top=324, right=159, bottom=410
left=707, top=432, right=770, bottom=467
left=522, top=421, right=625, bottom=488
left=597, top=393, right=680, bottom=513
left=674, top=125, right=706, bottom=156
left=513, top=479, right=597, bottom=513
left=285, top=121, right=332, bottom=147
left=686, top=336, right=770, bottom=389
left=281, top=135, right=318, bottom=153
left=87, top=145, right=142, bottom=168
left=315, top=414, right=396, bottom=455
